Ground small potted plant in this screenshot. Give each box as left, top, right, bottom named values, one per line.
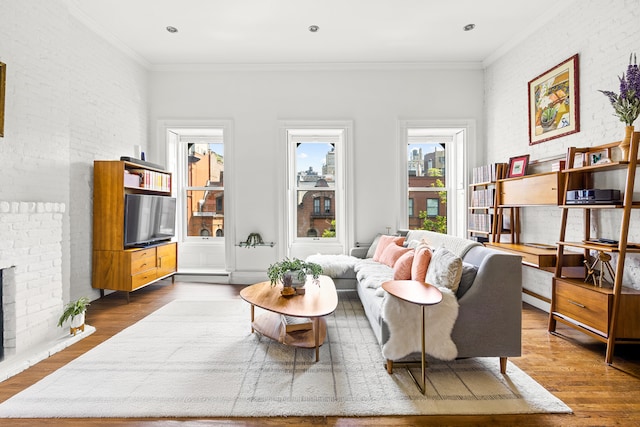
left=243, top=232, right=264, bottom=248
left=58, top=297, right=91, bottom=336
left=267, top=258, right=322, bottom=295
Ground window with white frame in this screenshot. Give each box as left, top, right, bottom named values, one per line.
left=406, top=132, right=451, bottom=233
left=181, top=134, right=225, bottom=239
left=286, top=129, right=346, bottom=244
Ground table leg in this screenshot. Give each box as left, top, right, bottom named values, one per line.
left=314, top=317, right=320, bottom=362
left=407, top=305, right=426, bottom=394
left=250, top=304, right=255, bottom=333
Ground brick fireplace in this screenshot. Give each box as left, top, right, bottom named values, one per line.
left=0, top=201, right=66, bottom=366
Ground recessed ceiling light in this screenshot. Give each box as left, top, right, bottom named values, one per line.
left=166, top=26, right=178, bottom=33
left=463, top=24, right=475, bottom=31
left=309, top=25, right=319, bottom=33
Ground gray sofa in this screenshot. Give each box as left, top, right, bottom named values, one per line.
left=308, top=230, right=522, bottom=374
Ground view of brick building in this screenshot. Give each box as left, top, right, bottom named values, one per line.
left=187, top=145, right=225, bottom=237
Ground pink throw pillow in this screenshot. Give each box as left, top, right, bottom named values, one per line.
left=372, top=235, right=405, bottom=263
left=379, top=244, right=411, bottom=268
left=411, top=246, right=433, bottom=282
left=393, top=250, right=415, bottom=280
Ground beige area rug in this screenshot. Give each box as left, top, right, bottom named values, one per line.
left=0, top=292, right=571, bottom=418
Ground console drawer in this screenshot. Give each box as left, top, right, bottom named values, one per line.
left=131, top=248, right=157, bottom=274
left=554, top=281, right=609, bottom=334
left=131, top=269, right=158, bottom=290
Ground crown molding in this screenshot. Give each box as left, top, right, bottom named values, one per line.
left=150, top=61, right=483, bottom=73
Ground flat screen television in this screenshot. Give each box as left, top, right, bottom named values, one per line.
left=124, top=194, right=176, bottom=248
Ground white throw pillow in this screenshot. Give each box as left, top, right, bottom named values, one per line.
left=425, top=247, right=463, bottom=293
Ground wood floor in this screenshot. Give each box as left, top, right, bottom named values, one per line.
left=0, top=279, right=639, bottom=426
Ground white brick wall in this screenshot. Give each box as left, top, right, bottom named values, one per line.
left=485, top=0, right=640, bottom=292
left=0, top=202, right=65, bottom=355
left=0, top=0, right=148, bottom=308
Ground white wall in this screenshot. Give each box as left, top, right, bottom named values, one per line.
left=0, top=0, right=148, bottom=301
left=485, top=0, right=640, bottom=303
left=149, top=66, right=484, bottom=277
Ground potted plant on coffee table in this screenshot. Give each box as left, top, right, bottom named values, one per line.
left=58, top=297, right=91, bottom=336
left=267, top=258, right=322, bottom=296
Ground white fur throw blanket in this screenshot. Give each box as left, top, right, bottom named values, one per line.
left=306, top=254, right=359, bottom=277
left=381, top=287, right=459, bottom=361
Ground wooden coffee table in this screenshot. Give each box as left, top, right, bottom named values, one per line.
left=382, top=280, right=443, bottom=394
left=240, top=275, right=338, bottom=362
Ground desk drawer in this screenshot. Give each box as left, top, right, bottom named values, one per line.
left=555, top=281, right=609, bottom=333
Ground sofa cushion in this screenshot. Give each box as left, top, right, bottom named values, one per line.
left=393, top=250, right=414, bottom=280
left=365, top=234, right=382, bottom=258
left=379, top=244, right=411, bottom=268
left=411, top=245, right=432, bottom=282
left=372, top=235, right=405, bottom=262
left=425, top=247, right=463, bottom=293
left=456, top=262, right=479, bottom=299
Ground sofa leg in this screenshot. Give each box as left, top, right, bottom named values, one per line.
left=386, top=359, right=394, bottom=374
left=500, top=357, right=507, bottom=374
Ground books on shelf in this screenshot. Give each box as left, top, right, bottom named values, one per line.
left=127, top=169, right=171, bottom=192
left=470, top=188, right=495, bottom=208
left=468, top=213, right=493, bottom=233
left=472, top=162, right=508, bottom=184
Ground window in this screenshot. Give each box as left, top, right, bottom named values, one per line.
left=400, top=121, right=468, bottom=237
left=293, top=141, right=337, bottom=238
left=184, top=137, right=225, bottom=239
left=282, top=122, right=352, bottom=256
left=426, top=198, right=439, bottom=217
left=407, top=138, right=448, bottom=233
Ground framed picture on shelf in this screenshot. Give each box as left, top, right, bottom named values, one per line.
left=508, top=155, right=529, bottom=178
left=528, top=54, right=580, bottom=145
left=589, top=148, right=611, bottom=166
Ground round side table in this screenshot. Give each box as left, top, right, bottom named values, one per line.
left=382, top=280, right=443, bottom=395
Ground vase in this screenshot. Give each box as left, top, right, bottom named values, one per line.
left=70, top=312, right=85, bottom=336
left=619, top=126, right=634, bottom=161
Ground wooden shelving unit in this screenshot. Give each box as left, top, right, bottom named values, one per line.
left=549, top=137, right=640, bottom=364
left=468, top=163, right=507, bottom=242
left=92, top=160, right=177, bottom=300
left=486, top=171, right=584, bottom=269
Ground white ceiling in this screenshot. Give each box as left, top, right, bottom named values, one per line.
left=66, top=0, right=571, bottom=68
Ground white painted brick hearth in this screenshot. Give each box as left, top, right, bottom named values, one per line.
left=0, top=201, right=65, bottom=357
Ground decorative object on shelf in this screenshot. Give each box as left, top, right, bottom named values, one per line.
left=267, top=257, right=322, bottom=296
left=599, top=53, right=640, bottom=161
left=528, top=54, right=580, bottom=145
left=243, top=232, right=264, bottom=248
left=507, top=154, right=530, bottom=178
left=57, top=297, right=91, bottom=336
left=0, top=61, right=5, bottom=137
left=583, top=251, right=615, bottom=288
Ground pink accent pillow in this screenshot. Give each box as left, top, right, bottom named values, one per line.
left=411, top=246, right=433, bottom=282
left=372, top=235, right=405, bottom=263
left=379, top=244, right=411, bottom=268
left=393, top=250, right=415, bottom=280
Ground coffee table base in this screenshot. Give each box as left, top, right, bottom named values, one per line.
left=251, top=310, right=327, bottom=361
